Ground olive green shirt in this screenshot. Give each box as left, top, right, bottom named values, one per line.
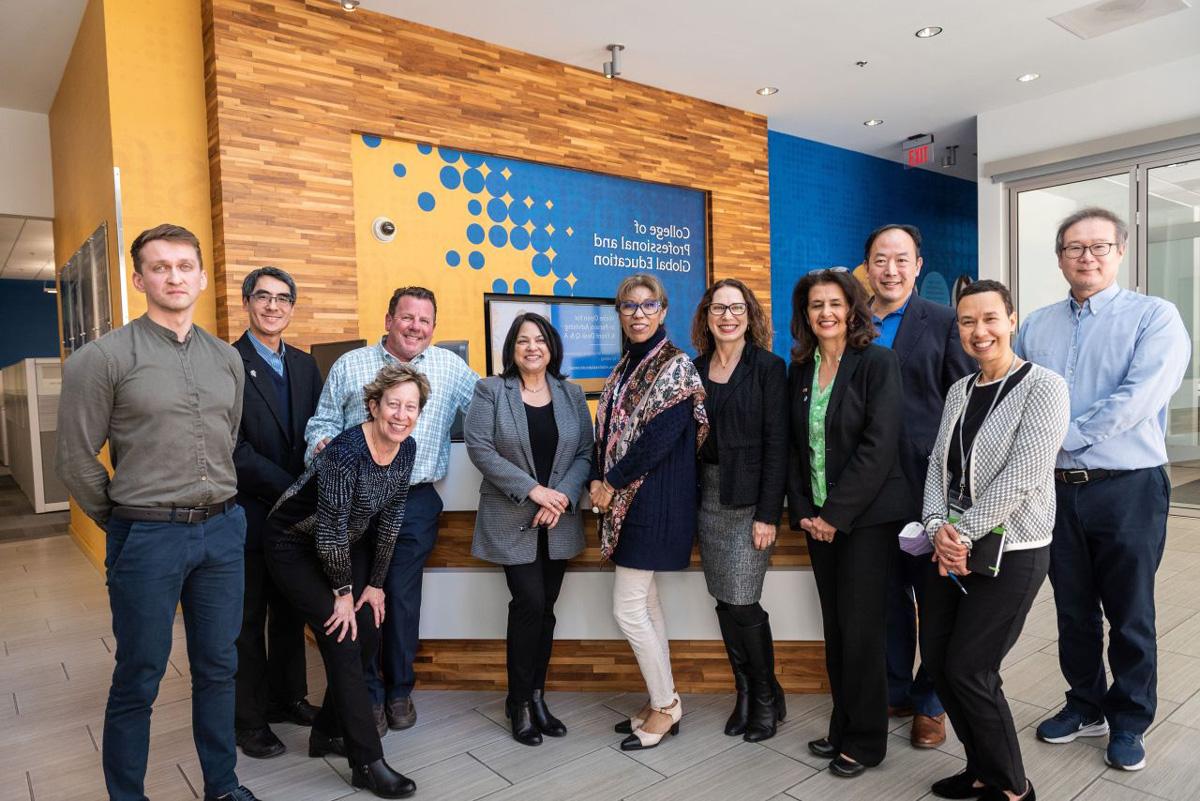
left=56, top=314, right=244, bottom=523
left=808, top=350, right=836, bottom=508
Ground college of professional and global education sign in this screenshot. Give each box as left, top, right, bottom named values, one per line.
left=351, top=134, right=709, bottom=360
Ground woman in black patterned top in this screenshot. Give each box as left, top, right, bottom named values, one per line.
left=265, top=364, right=428, bottom=799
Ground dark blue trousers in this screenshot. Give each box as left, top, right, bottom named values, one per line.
left=1051, top=467, right=1169, bottom=734
left=885, top=547, right=944, bottom=717
left=103, top=507, right=246, bottom=801
left=366, top=482, right=443, bottom=704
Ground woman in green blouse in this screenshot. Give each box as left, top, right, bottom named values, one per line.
left=786, top=268, right=907, bottom=779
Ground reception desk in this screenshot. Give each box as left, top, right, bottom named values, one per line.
left=416, top=443, right=828, bottom=693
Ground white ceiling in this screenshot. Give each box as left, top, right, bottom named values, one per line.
left=0, top=1, right=87, bottom=113
left=361, top=0, right=1200, bottom=181
left=0, top=217, right=55, bottom=282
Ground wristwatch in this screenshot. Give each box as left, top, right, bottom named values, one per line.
left=333, top=584, right=353, bottom=597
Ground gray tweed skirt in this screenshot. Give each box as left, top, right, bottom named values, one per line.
left=697, top=463, right=772, bottom=605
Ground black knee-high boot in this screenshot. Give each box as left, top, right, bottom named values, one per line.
left=716, top=605, right=751, bottom=736
left=741, top=615, right=785, bottom=742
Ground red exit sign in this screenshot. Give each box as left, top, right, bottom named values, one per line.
left=907, top=145, right=930, bottom=167
left=902, top=133, right=934, bottom=169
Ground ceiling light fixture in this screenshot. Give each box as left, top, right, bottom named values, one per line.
left=855, top=60, right=869, bottom=68
left=1017, top=72, right=1040, bottom=82
left=602, top=44, right=624, bottom=79
left=756, top=86, right=779, bottom=96
left=340, top=0, right=359, bottom=10
left=915, top=26, right=943, bottom=38
left=864, top=119, right=884, bottom=127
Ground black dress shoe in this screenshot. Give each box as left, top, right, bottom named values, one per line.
left=204, top=786, right=260, bottom=801
left=979, top=781, right=1034, bottom=801
left=268, top=699, right=320, bottom=727
left=829, top=754, right=866, bottom=778
left=530, top=689, right=567, bottom=737
left=351, top=758, right=416, bottom=799
left=235, top=727, right=285, bottom=759
left=506, top=698, right=543, bottom=746
left=308, top=728, right=347, bottom=758
left=931, top=770, right=987, bottom=799
left=807, top=738, right=837, bottom=758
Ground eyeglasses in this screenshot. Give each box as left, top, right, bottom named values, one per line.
left=1061, top=242, right=1117, bottom=259
left=707, top=303, right=748, bottom=317
left=806, top=266, right=850, bottom=275
left=617, top=299, right=664, bottom=317
left=250, top=291, right=295, bottom=308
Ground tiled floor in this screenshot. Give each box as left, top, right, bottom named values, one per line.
left=6, top=520, right=1200, bottom=800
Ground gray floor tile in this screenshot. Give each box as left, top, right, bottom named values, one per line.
left=618, top=699, right=745, bottom=777
left=785, top=733, right=962, bottom=801
left=475, top=690, right=618, bottom=727
left=1071, top=777, right=1173, bottom=800
left=374, top=709, right=510, bottom=773
left=401, top=752, right=510, bottom=801
left=476, top=745, right=662, bottom=801
left=1104, top=721, right=1200, bottom=801
left=1003, top=652, right=1073, bottom=710
left=1016, top=728, right=1108, bottom=799
left=627, top=741, right=812, bottom=801
left=757, top=697, right=838, bottom=770
left=470, top=700, right=626, bottom=783
left=407, top=689, right=504, bottom=728
left=1158, top=608, right=1200, bottom=657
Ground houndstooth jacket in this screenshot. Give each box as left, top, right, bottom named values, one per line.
left=922, top=363, right=1070, bottom=552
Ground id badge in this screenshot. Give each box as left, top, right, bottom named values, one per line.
left=947, top=488, right=972, bottom=522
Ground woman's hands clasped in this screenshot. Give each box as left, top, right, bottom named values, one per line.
left=799, top=516, right=837, bottom=543
left=932, top=523, right=970, bottom=577
left=324, top=585, right=387, bottom=642
left=589, top=479, right=615, bottom=514
left=529, top=484, right=569, bottom=529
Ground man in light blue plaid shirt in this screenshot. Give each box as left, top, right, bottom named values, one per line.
left=305, top=286, right=478, bottom=732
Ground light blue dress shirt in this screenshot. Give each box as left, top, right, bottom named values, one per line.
left=1014, top=282, right=1190, bottom=470
left=247, top=329, right=285, bottom=376
left=304, top=338, right=480, bottom=483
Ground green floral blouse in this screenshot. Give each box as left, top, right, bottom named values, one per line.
left=808, top=350, right=836, bottom=508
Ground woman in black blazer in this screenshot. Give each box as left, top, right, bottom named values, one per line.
left=787, top=268, right=906, bottom=779
left=690, top=279, right=788, bottom=743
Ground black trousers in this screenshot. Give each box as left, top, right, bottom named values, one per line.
left=265, top=535, right=382, bottom=765
left=502, top=528, right=568, bottom=703
left=234, top=548, right=309, bottom=731
left=921, top=545, right=1049, bottom=793
left=806, top=520, right=895, bottom=766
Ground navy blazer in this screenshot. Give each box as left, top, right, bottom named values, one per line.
left=232, top=333, right=324, bottom=550
left=889, top=293, right=974, bottom=518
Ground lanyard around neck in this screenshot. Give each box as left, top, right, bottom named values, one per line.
left=955, top=356, right=1020, bottom=497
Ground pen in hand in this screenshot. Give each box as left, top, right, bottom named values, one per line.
left=946, top=570, right=968, bottom=595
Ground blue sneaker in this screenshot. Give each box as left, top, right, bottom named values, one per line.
left=1105, top=731, right=1147, bottom=771
left=1035, top=706, right=1109, bottom=744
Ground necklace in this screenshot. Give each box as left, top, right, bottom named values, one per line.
left=522, top=382, right=548, bottom=393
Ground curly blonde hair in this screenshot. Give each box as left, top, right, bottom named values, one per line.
left=362, top=364, right=431, bottom=420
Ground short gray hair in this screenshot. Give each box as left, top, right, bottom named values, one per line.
left=1055, top=207, right=1129, bottom=255
left=241, top=266, right=298, bottom=302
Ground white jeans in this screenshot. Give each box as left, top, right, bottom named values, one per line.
left=612, top=565, right=675, bottom=707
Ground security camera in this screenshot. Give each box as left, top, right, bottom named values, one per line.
left=372, top=217, right=397, bottom=243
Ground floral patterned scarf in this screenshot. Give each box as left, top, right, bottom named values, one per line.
left=595, top=336, right=708, bottom=559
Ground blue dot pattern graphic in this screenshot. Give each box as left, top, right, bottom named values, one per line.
left=553, top=279, right=572, bottom=296
left=513, top=279, right=530, bottom=295
left=417, top=143, right=433, bottom=155
left=509, top=227, right=530, bottom=250
left=487, top=198, right=508, bottom=223
left=492, top=278, right=508, bottom=293
left=417, top=192, right=436, bottom=212
left=485, top=171, right=507, bottom=197
left=468, top=199, right=482, bottom=215
left=507, top=201, right=529, bottom=226
left=463, top=169, right=485, bottom=194
left=445, top=250, right=461, bottom=267
left=469, top=251, right=485, bottom=270
left=439, top=166, right=460, bottom=189
left=362, top=134, right=382, bottom=148
left=463, top=153, right=485, bottom=168
left=438, top=147, right=461, bottom=164
left=392, top=163, right=406, bottom=177
left=489, top=226, right=508, bottom=247
left=531, top=254, right=551, bottom=277
left=466, top=223, right=485, bottom=245
left=530, top=228, right=550, bottom=253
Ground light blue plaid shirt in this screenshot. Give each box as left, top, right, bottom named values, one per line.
left=304, top=338, right=479, bottom=483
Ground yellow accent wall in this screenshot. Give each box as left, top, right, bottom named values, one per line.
left=49, top=0, right=217, bottom=568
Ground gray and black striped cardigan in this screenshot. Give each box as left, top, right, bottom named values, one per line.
left=922, top=362, right=1070, bottom=552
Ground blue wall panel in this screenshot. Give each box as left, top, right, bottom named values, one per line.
left=0, top=279, right=60, bottom=368
left=768, top=130, right=977, bottom=357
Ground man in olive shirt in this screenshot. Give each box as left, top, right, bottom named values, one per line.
left=57, top=224, right=259, bottom=801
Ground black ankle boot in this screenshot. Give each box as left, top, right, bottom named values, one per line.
left=740, top=616, right=782, bottom=742
left=530, top=689, right=567, bottom=737
left=350, top=759, right=416, bottom=798
left=505, top=698, right=543, bottom=746
left=715, top=606, right=751, bottom=737
left=307, top=728, right=346, bottom=758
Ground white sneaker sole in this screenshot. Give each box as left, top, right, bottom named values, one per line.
left=1038, top=721, right=1110, bottom=744
left=1104, top=753, right=1146, bottom=771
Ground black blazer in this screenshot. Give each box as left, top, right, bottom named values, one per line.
left=693, top=343, right=788, bottom=524
left=233, top=333, right=324, bottom=550
left=890, top=293, right=974, bottom=518
left=786, top=343, right=907, bottom=533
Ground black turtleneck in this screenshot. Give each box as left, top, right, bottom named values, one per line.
left=619, top=327, right=667, bottom=385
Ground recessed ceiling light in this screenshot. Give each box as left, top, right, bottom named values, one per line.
left=864, top=119, right=884, bottom=127
left=756, top=86, right=779, bottom=96
left=915, top=26, right=943, bottom=38
left=340, top=0, right=359, bottom=10
left=1017, top=72, right=1040, bottom=82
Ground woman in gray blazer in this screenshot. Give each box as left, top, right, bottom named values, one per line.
left=465, top=312, right=594, bottom=747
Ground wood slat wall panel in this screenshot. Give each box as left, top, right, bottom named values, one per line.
left=202, top=0, right=771, bottom=348
left=427, top=511, right=811, bottom=569
left=415, top=639, right=829, bottom=694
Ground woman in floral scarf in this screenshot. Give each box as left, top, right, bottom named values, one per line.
left=591, top=274, right=708, bottom=752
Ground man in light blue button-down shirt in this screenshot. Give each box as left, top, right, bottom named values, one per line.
left=1015, top=207, right=1190, bottom=772
left=305, top=286, right=478, bottom=732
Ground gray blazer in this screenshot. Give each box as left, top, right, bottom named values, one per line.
left=465, top=374, right=594, bottom=565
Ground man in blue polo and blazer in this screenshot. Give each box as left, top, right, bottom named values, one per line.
left=232, top=266, right=325, bottom=758
left=863, top=224, right=974, bottom=749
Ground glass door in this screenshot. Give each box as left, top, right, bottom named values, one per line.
left=1142, top=156, right=1200, bottom=507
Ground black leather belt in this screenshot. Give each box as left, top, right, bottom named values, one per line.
left=111, top=498, right=238, bottom=523
left=1054, top=468, right=1127, bottom=485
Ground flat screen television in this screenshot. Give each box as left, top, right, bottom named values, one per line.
left=484, top=294, right=620, bottom=396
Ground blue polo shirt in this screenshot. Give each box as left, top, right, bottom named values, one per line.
left=872, top=297, right=910, bottom=349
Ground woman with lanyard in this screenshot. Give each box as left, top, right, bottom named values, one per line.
left=591, top=273, right=707, bottom=752
left=919, top=280, right=1069, bottom=801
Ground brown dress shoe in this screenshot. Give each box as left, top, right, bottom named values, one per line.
left=387, top=696, right=417, bottom=730
left=888, top=705, right=914, bottom=718
left=911, top=713, right=947, bottom=748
